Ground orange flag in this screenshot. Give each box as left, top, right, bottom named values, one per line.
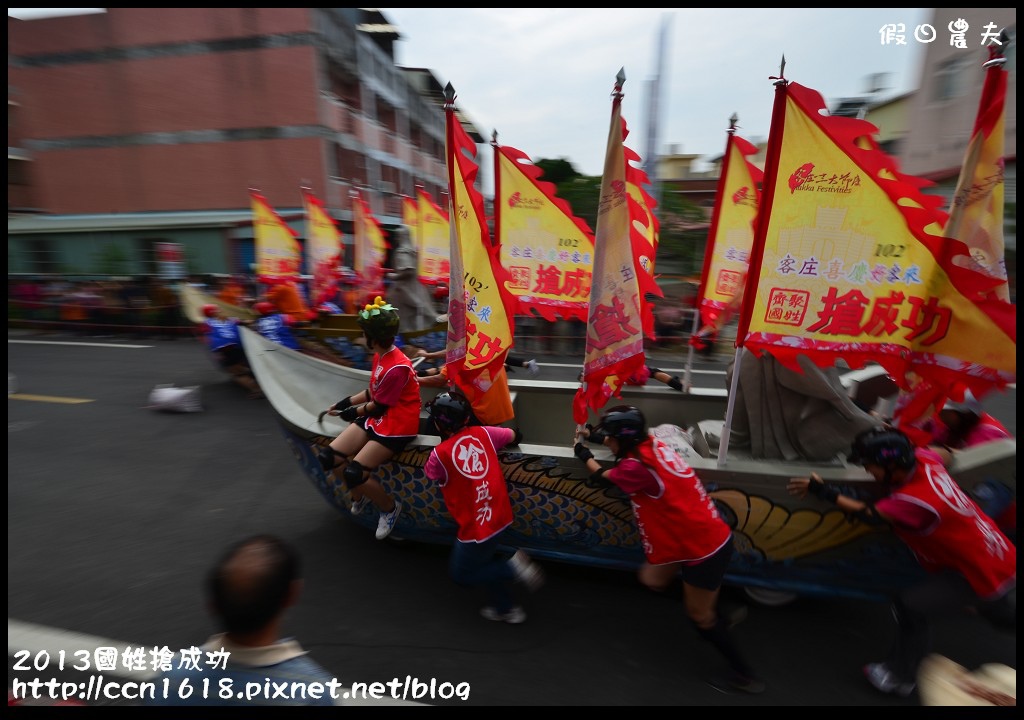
left=943, top=41, right=1010, bottom=301
left=250, top=189, right=301, bottom=284
left=444, top=85, right=517, bottom=390
left=494, top=141, right=595, bottom=322
left=417, top=187, right=451, bottom=285
left=695, top=129, right=763, bottom=336
left=574, top=71, right=651, bottom=423
left=302, top=187, right=342, bottom=307
left=736, top=81, right=1015, bottom=400
left=351, top=190, right=388, bottom=304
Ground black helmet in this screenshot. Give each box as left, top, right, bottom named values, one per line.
left=427, top=391, right=471, bottom=435
left=848, top=428, right=916, bottom=470
left=597, top=405, right=647, bottom=444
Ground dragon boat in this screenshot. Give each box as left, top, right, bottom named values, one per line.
left=239, top=325, right=1016, bottom=605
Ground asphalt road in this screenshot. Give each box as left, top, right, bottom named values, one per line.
left=7, top=330, right=1016, bottom=706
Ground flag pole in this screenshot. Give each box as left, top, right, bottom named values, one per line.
left=574, top=68, right=627, bottom=444
left=717, top=59, right=786, bottom=468
left=685, top=112, right=740, bottom=392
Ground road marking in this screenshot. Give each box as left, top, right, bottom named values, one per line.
left=9, top=394, right=94, bottom=404
left=8, top=618, right=154, bottom=680
left=9, top=339, right=153, bottom=349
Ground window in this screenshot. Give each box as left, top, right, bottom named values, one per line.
left=932, top=55, right=973, bottom=102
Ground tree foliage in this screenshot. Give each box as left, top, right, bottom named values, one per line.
left=533, top=157, right=710, bottom=275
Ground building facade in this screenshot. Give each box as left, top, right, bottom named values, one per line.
left=8, top=8, right=480, bottom=278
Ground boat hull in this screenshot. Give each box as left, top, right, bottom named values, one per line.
left=241, top=327, right=1016, bottom=602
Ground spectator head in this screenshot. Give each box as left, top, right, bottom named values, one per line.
left=207, top=534, right=301, bottom=636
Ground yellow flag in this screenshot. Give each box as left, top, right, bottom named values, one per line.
left=417, top=188, right=451, bottom=285
left=444, top=89, right=515, bottom=385
left=302, top=187, right=342, bottom=307
left=250, top=189, right=301, bottom=282
left=494, top=142, right=594, bottom=322
left=943, top=46, right=1010, bottom=301
left=738, top=81, right=1015, bottom=396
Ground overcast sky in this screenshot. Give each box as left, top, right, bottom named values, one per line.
left=12, top=8, right=943, bottom=187
left=381, top=8, right=937, bottom=179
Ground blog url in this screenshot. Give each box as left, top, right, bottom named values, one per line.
left=10, top=676, right=471, bottom=703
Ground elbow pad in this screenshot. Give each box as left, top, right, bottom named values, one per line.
left=365, top=401, right=388, bottom=418
left=588, top=469, right=613, bottom=488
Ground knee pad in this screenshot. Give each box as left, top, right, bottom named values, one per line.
left=342, top=459, right=368, bottom=489
left=317, top=446, right=345, bottom=472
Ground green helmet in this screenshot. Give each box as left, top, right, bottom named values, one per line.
left=357, top=296, right=400, bottom=343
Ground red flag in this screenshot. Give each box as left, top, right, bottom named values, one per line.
left=943, top=41, right=1010, bottom=301
left=444, top=85, right=518, bottom=391
left=736, top=80, right=1015, bottom=402
left=574, top=71, right=649, bottom=424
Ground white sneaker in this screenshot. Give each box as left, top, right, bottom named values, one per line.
left=374, top=500, right=402, bottom=540
left=480, top=606, right=527, bottom=624
left=863, top=662, right=915, bottom=697
left=350, top=496, right=370, bottom=516
left=508, top=550, right=545, bottom=592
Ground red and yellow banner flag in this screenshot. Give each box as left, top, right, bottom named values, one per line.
left=494, top=142, right=595, bottom=322
left=351, top=190, right=388, bottom=304
left=250, top=189, right=301, bottom=283
left=444, top=89, right=517, bottom=389
left=695, top=132, right=763, bottom=335
left=624, top=144, right=662, bottom=341
left=417, top=188, right=451, bottom=285
left=943, top=43, right=1010, bottom=301
left=302, top=187, right=342, bottom=308
left=737, top=81, right=1015, bottom=399
left=574, top=74, right=654, bottom=423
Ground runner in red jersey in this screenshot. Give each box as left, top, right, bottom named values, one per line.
left=574, top=405, right=764, bottom=695
left=423, top=392, right=542, bottom=624
left=789, top=427, right=1016, bottom=698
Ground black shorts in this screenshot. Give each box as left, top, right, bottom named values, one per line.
left=678, top=536, right=734, bottom=590
left=214, top=344, right=247, bottom=370
left=355, top=416, right=417, bottom=454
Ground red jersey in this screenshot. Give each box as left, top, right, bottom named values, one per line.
left=428, top=426, right=513, bottom=542
left=366, top=346, right=421, bottom=438
left=881, top=449, right=1016, bottom=599
left=614, top=436, right=731, bottom=565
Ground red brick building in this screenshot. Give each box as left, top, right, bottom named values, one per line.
left=8, top=8, right=480, bottom=277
